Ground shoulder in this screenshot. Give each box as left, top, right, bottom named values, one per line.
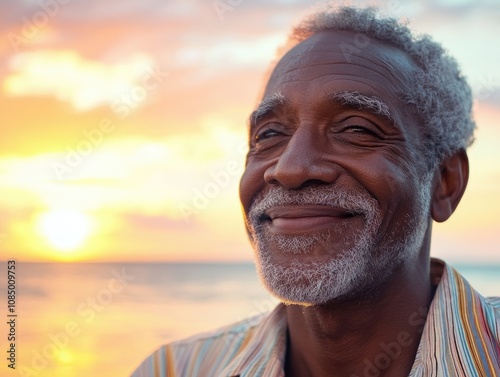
left=130, top=313, right=267, bottom=377
left=451, top=267, right=500, bottom=343
left=485, top=296, right=500, bottom=309
left=484, top=296, right=500, bottom=320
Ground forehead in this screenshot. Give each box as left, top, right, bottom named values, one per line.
left=263, top=30, right=418, bottom=126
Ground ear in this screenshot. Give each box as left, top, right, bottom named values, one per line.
left=431, top=149, right=469, bottom=223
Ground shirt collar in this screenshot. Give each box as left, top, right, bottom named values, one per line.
left=223, top=259, right=500, bottom=376
left=409, top=259, right=500, bottom=376
left=222, top=304, right=288, bottom=377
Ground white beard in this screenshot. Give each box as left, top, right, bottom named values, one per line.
left=247, top=176, right=432, bottom=306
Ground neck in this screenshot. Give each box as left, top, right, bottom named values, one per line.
left=284, top=258, right=436, bottom=377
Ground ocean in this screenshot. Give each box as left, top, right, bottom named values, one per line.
left=1, top=262, right=499, bottom=377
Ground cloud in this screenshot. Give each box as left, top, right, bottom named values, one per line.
left=0, top=124, right=246, bottom=215
left=174, top=33, right=286, bottom=71
left=0, top=0, right=499, bottom=263
left=120, top=213, right=195, bottom=232
left=3, top=50, right=154, bottom=111
left=428, top=0, right=500, bottom=12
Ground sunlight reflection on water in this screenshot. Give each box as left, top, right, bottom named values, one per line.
left=0, top=262, right=498, bottom=377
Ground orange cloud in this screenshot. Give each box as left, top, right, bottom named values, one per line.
left=4, top=50, right=154, bottom=111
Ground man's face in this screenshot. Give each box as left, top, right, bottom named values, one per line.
left=240, top=31, right=433, bottom=306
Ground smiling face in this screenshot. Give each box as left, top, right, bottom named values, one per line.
left=240, top=31, right=435, bottom=305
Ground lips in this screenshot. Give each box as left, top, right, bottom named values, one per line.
left=263, top=204, right=361, bottom=233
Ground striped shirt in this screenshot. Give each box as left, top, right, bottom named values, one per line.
left=131, top=260, right=500, bottom=377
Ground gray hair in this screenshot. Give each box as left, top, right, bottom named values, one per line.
left=284, top=5, right=475, bottom=170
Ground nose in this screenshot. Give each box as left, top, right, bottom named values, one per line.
left=264, top=125, right=339, bottom=189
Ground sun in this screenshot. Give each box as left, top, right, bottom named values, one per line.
left=36, top=210, right=94, bottom=252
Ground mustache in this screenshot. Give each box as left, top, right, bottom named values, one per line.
left=248, top=185, right=379, bottom=225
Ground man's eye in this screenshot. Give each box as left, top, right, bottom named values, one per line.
left=341, top=125, right=382, bottom=138
left=255, top=129, right=280, bottom=142
left=345, top=126, right=374, bottom=134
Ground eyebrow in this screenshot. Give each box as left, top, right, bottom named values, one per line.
left=249, top=90, right=395, bottom=128
left=249, top=92, right=286, bottom=127
left=329, top=91, right=394, bottom=122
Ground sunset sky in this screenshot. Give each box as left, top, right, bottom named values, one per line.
left=1, top=0, right=499, bottom=263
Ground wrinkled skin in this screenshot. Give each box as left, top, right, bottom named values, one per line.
left=239, top=30, right=469, bottom=377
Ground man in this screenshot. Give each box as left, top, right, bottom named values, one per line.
left=132, top=5, right=500, bottom=377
